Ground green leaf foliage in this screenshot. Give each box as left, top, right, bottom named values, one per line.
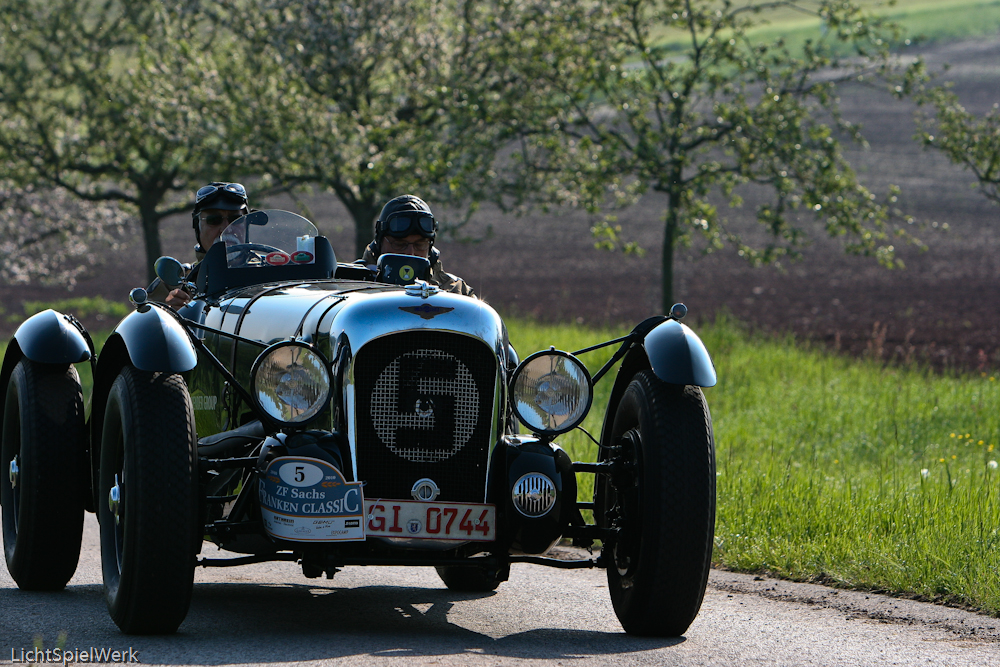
left=0, top=0, right=260, bottom=279
left=916, top=87, right=1000, bottom=205
left=484, top=0, right=926, bottom=310
left=213, top=0, right=515, bottom=258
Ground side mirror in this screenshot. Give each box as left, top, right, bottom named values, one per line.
left=154, top=256, right=186, bottom=288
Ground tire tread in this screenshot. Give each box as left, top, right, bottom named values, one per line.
left=606, top=371, right=716, bottom=637
left=1, top=360, right=85, bottom=590
left=100, top=367, right=198, bottom=634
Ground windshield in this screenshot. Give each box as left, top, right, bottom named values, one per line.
left=220, top=210, right=320, bottom=269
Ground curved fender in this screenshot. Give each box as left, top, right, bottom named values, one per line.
left=11, top=309, right=91, bottom=365
left=1, top=309, right=91, bottom=427
left=643, top=319, right=717, bottom=388
left=597, top=320, right=716, bottom=451
left=113, top=304, right=197, bottom=373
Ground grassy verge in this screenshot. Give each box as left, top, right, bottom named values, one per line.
left=2, top=296, right=130, bottom=327
left=507, top=315, right=1000, bottom=615
left=704, top=318, right=1000, bottom=612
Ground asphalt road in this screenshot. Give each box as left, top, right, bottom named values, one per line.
left=2, top=515, right=999, bottom=666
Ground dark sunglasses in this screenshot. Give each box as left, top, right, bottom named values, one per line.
left=384, top=212, right=435, bottom=237
left=196, top=182, right=247, bottom=204
left=384, top=237, right=431, bottom=252
left=200, top=211, right=243, bottom=226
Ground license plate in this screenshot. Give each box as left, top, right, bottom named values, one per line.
left=365, top=500, right=496, bottom=541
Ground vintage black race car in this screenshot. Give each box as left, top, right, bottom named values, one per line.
left=1, top=210, right=717, bottom=636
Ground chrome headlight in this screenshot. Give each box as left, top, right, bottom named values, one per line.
left=251, top=342, right=332, bottom=425
left=510, top=349, right=593, bottom=436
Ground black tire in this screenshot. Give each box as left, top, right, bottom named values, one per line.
left=99, top=366, right=198, bottom=634
left=601, top=371, right=715, bottom=637
left=435, top=563, right=506, bottom=592
left=1, top=359, right=85, bottom=590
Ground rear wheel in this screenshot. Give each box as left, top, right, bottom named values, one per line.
left=599, top=371, right=715, bottom=637
left=1, top=359, right=85, bottom=590
left=99, top=366, right=198, bottom=634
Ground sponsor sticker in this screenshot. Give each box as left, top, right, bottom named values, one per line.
left=190, top=394, right=218, bottom=411
left=265, top=251, right=291, bottom=266
left=258, top=457, right=366, bottom=542
left=291, top=250, right=314, bottom=264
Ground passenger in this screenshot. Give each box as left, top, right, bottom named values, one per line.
left=360, top=194, right=475, bottom=297
left=148, top=182, right=250, bottom=307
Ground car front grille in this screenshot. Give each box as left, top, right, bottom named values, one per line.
left=354, top=331, right=497, bottom=502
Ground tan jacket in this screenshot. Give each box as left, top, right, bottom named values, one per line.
left=361, top=246, right=476, bottom=297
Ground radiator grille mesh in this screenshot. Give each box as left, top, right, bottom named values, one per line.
left=354, top=331, right=497, bottom=502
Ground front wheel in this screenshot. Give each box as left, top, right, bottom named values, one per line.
left=99, top=366, right=199, bottom=634
left=600, top=371, right=715, bottom=637
left=1, top=359, right=85, bottom=590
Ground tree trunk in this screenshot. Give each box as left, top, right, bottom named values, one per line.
left=346, top=200, right=380, bottom=261
left=661, top=210, right=676, bottom=313
left=661, top=176, right=681, bottom=313
left=139, top=198, right=163, bottom=284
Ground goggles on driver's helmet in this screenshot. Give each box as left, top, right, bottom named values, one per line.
left=383, top=211, right=435, bottom=238
left=196, top=182, right=247, bottom=205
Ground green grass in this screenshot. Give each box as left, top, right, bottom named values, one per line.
left=507, top=314, right=1000, bottom=614
left=649, top=0, right=1000, bottom=55
left=15, top=296, right=130, bottom=324
left=703, top=319, right=1000, bottom=612
left=3, top=311, right=998, bottom=613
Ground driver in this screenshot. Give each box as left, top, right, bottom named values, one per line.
left=360, top=194, right=475, bottom=297
left=147, top=182, right=250, bottom=308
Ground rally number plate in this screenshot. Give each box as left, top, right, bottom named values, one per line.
left=365, top=500, right=496, bottom=541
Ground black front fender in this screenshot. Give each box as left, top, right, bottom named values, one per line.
left=643, top=319, right=716, bottom=388
left=87, top=305, right=197, bottom=509
left=0, top=310, right=93, bottom=440
left=9, top=309, right=92, bottom=365
left=598, top=319, right=716, bottom=451
left=113, top=304, right=197, bottom=374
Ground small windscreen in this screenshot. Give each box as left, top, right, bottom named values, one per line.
left=220, top=210, right=321, bottom=269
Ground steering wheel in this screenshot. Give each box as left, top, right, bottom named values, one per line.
left=226, top=243, right=285, bottom=267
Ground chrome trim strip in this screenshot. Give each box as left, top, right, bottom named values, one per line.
left=346, top=372, right=358, bottom=483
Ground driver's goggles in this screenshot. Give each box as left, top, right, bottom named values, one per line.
left=200, top=210, right=243, bottom=226
left=384, top=213, right=435, bottom=237
left=196, top=182, right=247, bottom=204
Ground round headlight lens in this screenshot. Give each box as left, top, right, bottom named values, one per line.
left=251, top=342, right=331, bottom=424
left=510, top=350, right=593, bottom=435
